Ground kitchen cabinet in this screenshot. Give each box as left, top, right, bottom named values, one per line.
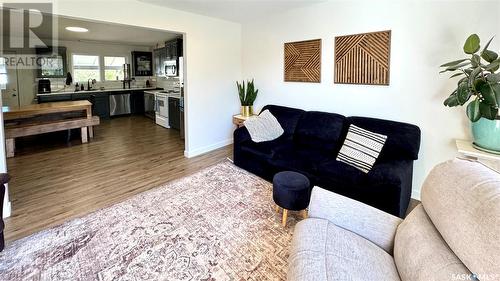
left=131, top=51, right=153, bottom=76
left=165, top=38, right=183, bottom=60
left=130, top=91, right=145, bottom=114
left=153, top=39, right=183, bottom=75
left=153, top=47, right=166, bottom=76
left=71, top=93, right=92, bottom=101
left=91, top=94, right=110, bottom=119
left=168, top=97, right=180, bottom=130
left=73, top=92, right=110, bottom=119
left=38, top=94, right=72, bottom=103
left=36, top=46, right=67, bottom=78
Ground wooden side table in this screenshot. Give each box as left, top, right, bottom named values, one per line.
left=456, top=139, right=500, bottom=172
left=232, top=114, right=257, bottom=128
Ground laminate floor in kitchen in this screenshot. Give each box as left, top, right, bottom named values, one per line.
left=4, top=115, right=232, bottom=243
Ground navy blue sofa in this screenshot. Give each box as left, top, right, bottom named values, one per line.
left=233, top=105, right=421, bottom=218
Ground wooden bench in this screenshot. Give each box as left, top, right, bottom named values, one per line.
left=4, top=116, right=100, bottom=158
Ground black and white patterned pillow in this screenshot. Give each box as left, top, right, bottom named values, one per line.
left=336, top=125, right=387, bottom=173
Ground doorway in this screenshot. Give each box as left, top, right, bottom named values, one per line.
left=0, top=12, right=193, bottom=242
left=0, top=52, right=20, bottom=108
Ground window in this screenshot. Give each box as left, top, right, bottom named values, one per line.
left=0, top=57, right=7, bottom=90
left=72, top=55, right=100, bottom=82
left=104, top=56, right=125, bottom=81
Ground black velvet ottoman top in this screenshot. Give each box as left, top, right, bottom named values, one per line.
left=273, top=171, right=311, bottom=211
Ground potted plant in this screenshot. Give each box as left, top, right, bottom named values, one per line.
left=237, top=79, right=258, bottom=117
left=440, top=34, right=500, bottom=153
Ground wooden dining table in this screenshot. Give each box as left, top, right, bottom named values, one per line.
left=2, top=100, right=99, bottom=157
left=3, top=100, right=93, bottom=121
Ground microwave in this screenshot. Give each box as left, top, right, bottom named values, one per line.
left=164, top=60, right=177, bottom=76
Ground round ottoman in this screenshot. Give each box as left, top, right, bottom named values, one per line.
left=273, top=171, right=311, bottom=226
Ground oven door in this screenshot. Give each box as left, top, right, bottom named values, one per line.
left=156, top=94, right=169, bottom=118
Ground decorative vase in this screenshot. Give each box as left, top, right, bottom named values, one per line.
left=241, top=106, right=253, bottom=117
left=471, top=117, right=500, bottom=153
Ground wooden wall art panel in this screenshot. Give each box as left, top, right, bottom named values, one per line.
left=334, top=30, right=391, bottom=85
left=284, top=39, right=321, bottom=83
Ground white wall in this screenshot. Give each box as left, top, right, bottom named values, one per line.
left=0, top=92, right=10, bottom=218
left=242, top=0, right=500, bottom=198
left=51, top=0, right=242, bottom=157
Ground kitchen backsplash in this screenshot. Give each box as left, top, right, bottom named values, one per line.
left=35, top=76, right=180, bottom=93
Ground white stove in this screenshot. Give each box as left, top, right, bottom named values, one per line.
left=144, top=90, right=180, bottom=129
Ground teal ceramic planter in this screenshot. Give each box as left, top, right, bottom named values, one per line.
left=471, top=117, right=500, bottom=153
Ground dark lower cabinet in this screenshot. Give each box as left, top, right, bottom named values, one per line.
left=168, top=97, right=180, bottom=130
left=71, top=93, right=92, bottom=101
left=38, top=89, right=147, bottom=119
left=131, top=91, right=145, bottom=114
left=91, top=94, right=110, bottom=119
left=38, top=94, right=72, bottom=103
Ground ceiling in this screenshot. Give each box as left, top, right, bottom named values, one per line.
left=3, top=10, right=180, bottom=46
left=139, top=0, right=325, bottom=23
left=51, top=17, right=181, bottom=46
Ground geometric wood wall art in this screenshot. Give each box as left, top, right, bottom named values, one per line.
left=334, top=30, right=391, bottom=85
left=284, top=39, right=321, bottom=83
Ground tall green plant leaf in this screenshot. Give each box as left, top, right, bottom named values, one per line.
left=471, top=54, right=481, bottom=67
left=444, top=91, right=460, bottom=107
left=468, top=67, right=482, bottom=86
left=463, top=34, right=480, bottom=54
left=439, top=61, right=471, bottom=73
left=481, top=50, right=498, bottom=63
left=440, top=59, right=469, bottom=68
left=449, top=73, right=464, bottom=79
left=457, top=82, right=471, bottom=105
left=481, top=36, right=498, bottom=62
left=479, top=102, right=498, bottom=120
left=482, top=36, right=494, bottom=52
left=484, top=60, right=500, bottom=71
left=477, top=81, right=498, bottom=106
left=487, top=73, right=500, bottom=83
left=467, top=99, right=482, bottom=122
left=491, top=83, right=500, bottom=105
left=236, top=81, right=247, bottom=105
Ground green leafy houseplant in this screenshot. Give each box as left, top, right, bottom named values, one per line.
left=236, top=79, right=258, bottom=106
left=440, top=34, right=500, bottom=121
left=236, top=79, right=259, bottom=116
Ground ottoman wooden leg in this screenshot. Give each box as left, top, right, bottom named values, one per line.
left=6, top=139, right=14, bottom=158
left=282, top=209, right=288, bottom=227
left=301, top=209, right=308, bottom=219
left=275, top=205, right=280, bottom=213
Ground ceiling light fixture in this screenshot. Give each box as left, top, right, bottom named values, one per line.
left=65, top=26, right=89, bottom=33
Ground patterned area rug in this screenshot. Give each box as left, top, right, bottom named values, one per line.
left=0, top=162, right=299, bottom=280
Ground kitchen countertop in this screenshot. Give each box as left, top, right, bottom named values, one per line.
left=144, top=90, right=181, bottom=98
left=37, top=87, right=160, bottom=97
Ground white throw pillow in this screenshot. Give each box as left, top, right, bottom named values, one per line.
left=336, top=124, right=387, bottom=173
left=243, top=110, right=284, bottom=143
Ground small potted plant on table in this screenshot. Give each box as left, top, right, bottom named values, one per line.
left=440, top=34, right=500, bottom=153
left=237, top=79, right=258, bottom=117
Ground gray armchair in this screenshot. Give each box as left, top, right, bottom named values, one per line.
left=288, top=158, right=500, bottom=281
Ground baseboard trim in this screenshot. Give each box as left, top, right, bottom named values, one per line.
left=184, top=138, right=233, bottom=158
left=411, top=190, right=421, bottom=201
left=2, top=201, right=11, bottom=218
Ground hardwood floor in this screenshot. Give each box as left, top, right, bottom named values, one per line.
left=4, top=115, right=232, bottom=243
